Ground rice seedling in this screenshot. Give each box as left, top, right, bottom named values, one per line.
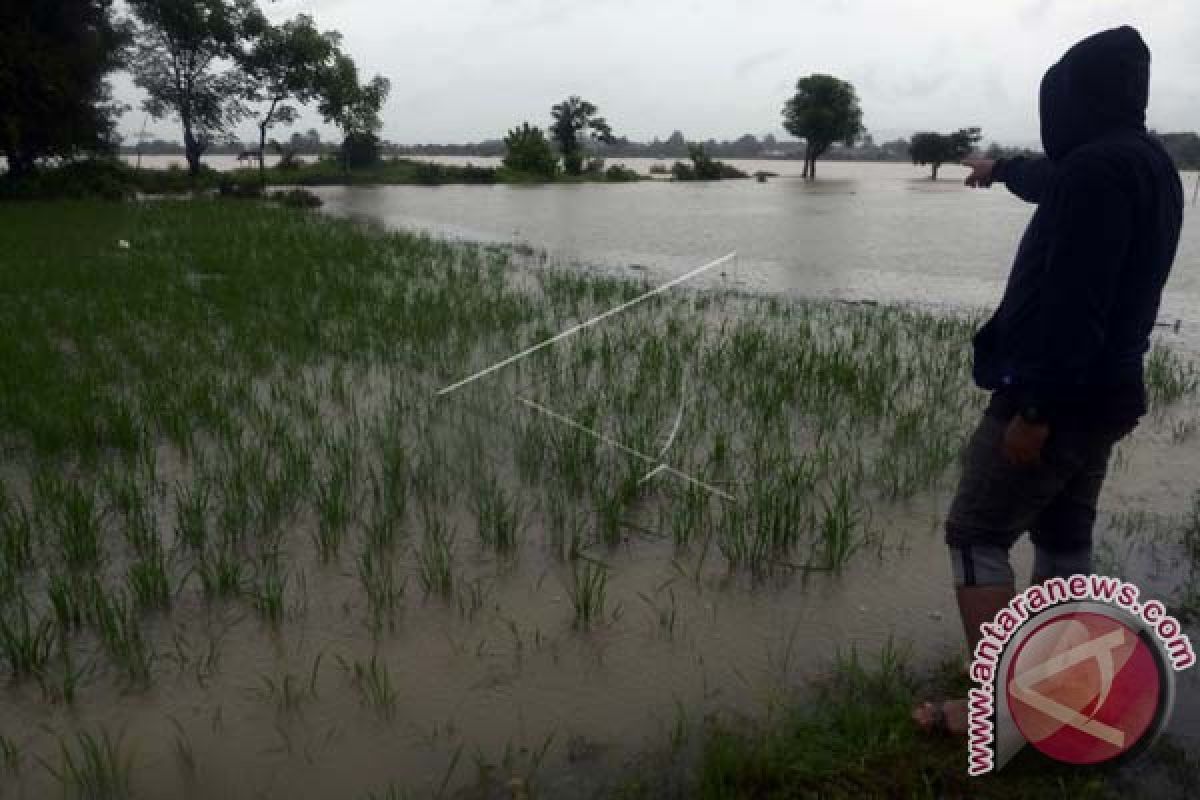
left=0, top=491, right=34, bottom=574
left=91, top=590, right=153, bottom=686
left=255, top=670, right=311, bottom=717
left=127, top=540, right=171, bottom=611
left=0, top=733, right=19, bottom=776
left=345, top=654, right=399, bottom=721
left=314, top=446, right=358, bottom=564
left=473, top=474, right=523, bottom=557
left=37, top=474, right=104, bottom=572
left=42, top=728, right=134, bottom=800
left=363, top=448, right=407, bottom=547
left=1146, top=343, right=1200, bottom=407
left=47, top=572, right=101, bottom=633
left=173, top=479, right=212, bottom=552
left=568, top=557, right=609, bottom=630
left=252, top=555, right=288, bottom=627
left=102, top=467, right=152, bottom=547
left=39, top=642, right=91, bottom=706
left=0, top=592, right=55, bottom=680
left=409, top=436, right=456, bottom=509
left=196, top=541, right=247, bottom=599
left=593, top=480, right=631, bottom=550
left=544, top=488, right=586, bottom=562
left=716, top=506, right=773, bottom=577
left=358, top=546, right=405, bottom=633
left=668, top=482, right=712, bottom=551
left=814, top=473, right=869, bottom=573
left=417, top=517, right=455, bottom=600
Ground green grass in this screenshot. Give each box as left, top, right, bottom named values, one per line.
left=612, top=645, right=1195, bottom=799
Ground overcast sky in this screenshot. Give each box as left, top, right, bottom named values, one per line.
left=112, top=0, right=1200, bottom=147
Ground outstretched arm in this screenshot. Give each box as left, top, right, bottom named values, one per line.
left=962, top=157, right=1057, bottom=204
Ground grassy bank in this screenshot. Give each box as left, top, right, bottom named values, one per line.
left=1, top=198, right=1197, bottom=797
left=237, top=157, right=643, bottom=187
left=0, top=157, right=643, bottom=200
left=609, top=644, right=1200, bottom=800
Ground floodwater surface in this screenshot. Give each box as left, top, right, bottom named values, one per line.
left=312, top=160, right=1200, bottom=348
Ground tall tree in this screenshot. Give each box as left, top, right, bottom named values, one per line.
left=909, top=127, right=982, bottom=180
left=317, top=53, right=390, bottom=173
left=782, top=74, right=864, bottom=180
left=549, top=96, right=615, bottom=175
left=0, top=1, right=129, bottom=178
left=241, top=14, right=341, bottom=184
left=128, top=0, right=260, bottom=177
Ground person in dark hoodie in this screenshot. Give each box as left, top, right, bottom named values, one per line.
left=914, top=26, right=1184, bottom=734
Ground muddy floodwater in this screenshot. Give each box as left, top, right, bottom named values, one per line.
left=312, top=160, right=1200, bottom=346
left=2, top=169, right=1199, bottom=799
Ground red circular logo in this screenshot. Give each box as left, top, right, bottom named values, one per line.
left=1005, top=610, right=1163, bottom=765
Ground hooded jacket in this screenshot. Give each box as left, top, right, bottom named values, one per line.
left=975, top=25, right=1184, bottom=427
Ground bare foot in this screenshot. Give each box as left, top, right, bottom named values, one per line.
left=912, top=699, right=969, bottom=736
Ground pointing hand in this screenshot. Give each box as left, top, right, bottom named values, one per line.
left=963, top=158, right=996, bottom=188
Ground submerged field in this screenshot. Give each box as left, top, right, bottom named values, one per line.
left=1, top=200, right=1199, bottom=798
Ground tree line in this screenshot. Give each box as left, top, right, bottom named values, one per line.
left=5, top=5, right=1198, bottom=186
left=1, top=0, right=389, bottom=182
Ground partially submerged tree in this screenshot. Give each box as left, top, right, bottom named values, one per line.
left=503, top=123, right=558, bottom=178
left=550, top=96, right=615, bottom=176
left=0, top=0, right=129, bottom=178
left=782, top=74, right=864, bottom=180
left=318, top=53, right=390, bottom=173
left=241, top=14, right=341, bottom=185
left=671, top=143, right=747, bottom=181
left=128, top=0, right=260, bottom=177
left=909, top=127, right=982, bottom=179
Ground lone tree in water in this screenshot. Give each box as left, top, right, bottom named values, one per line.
left=550, top=96, right=615, bottom=175
left=910, top=127, right=982, bottom=179
left=782, top=74, right=864, bottom=180
left=0, top=0, right=130, bottom=177
left=129, top=0, right=261, bottom=178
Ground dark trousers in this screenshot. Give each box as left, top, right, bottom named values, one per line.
left=945, top=413, right=1134, bottom=586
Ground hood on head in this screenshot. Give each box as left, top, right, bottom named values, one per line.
left=1039, top=26, right=1150, bottom=160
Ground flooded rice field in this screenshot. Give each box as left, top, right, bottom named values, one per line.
left=1, top=182, right=1198, bottom=798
